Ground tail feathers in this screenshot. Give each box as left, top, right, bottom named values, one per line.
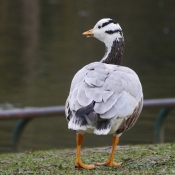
left=94, top=120, right=111, bottom=135
left=69, top=102, right=98, bottom=131
left=68, top=115, right=88, bottom=131
left=68, top=101, right=112, bottom=135
left=68, top=115, right=111, bottom=135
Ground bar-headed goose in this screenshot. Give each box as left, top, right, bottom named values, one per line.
left=65, top=18, right=143, bottom=169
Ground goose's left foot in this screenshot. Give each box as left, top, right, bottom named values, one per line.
left=96, top=160, right=122, bottom=166
left=75, top=160, right=95, bottom=169
left=75, top=134, right=95, bottom=169
left=96, top=136, right=122, bottom=167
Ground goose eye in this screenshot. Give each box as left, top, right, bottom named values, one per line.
left=98, top=26, right=101, bottom=29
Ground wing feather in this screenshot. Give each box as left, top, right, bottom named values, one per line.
left=85, top=76, right=104, bottom=87
left=94, top=93, right=120, bottom=114
left=70, top=68, right=88, bottom=92
left=92, top=91, right=102, bottom=102
left=100, top=105, right=119, bottom=119
left=86, top=62, right=106, bottom=70
left=77, top=88, right=93, bottom=106
left=102, top=91, right=114, bottom=103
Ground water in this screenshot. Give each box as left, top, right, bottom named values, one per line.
left=0, top=0, right=175, bottom=153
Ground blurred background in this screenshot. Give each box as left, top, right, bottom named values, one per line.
left=0, top=0, right=175, bottom=153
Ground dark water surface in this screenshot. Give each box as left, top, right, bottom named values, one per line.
left=0, top=0, right=175, bottom=153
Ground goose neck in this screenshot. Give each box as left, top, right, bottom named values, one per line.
left=101, top=38, right=124, bottom=65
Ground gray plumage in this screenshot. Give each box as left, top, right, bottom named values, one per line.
left=66, top=62, right=143, bottom=135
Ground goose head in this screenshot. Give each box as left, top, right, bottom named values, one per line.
left=83, top=18, right=124, bottom=65
left=83, top=18, right=123, bottom=46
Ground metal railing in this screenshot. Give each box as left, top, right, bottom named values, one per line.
left=0, top=98, right=175, bottom=151
left=143, top=98, right=175, bottom=143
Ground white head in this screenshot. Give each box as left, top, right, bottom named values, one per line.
left=83, top=18, right=123, bottom=46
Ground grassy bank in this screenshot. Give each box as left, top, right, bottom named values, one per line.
left=0, top=143, right=175, bottom=174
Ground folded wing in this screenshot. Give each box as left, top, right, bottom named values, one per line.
left=66, top=62, right=143, bottom=121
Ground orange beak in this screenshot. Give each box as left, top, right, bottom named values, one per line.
left=82, top=29, right=94, bottom=37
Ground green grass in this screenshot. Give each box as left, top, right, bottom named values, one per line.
left=0, top=143, right=175, bottom=175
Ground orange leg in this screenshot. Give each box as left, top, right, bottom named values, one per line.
left=96, top=136, right=122, bottom=166
left=75, top=133, right=95, bottom=169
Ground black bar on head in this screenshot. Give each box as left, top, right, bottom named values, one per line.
left=102, top=19, right=117, bottom=28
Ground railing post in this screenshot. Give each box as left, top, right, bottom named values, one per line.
left=12, top=118, right=31, bottom=151
left=154, top=108, right=171, bottom=143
